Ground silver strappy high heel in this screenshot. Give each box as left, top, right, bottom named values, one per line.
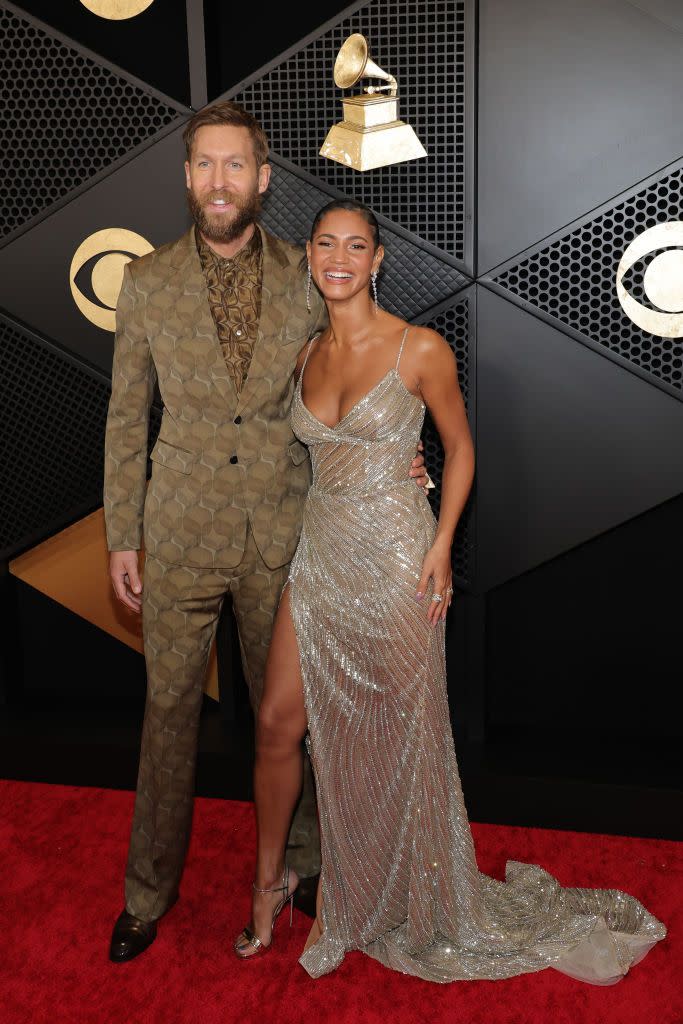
left=233, top=866, right=296, bottom=960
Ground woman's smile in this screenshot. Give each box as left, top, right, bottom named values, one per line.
left=323, top=270, right=354, bottom=282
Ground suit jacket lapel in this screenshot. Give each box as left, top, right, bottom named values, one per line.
left=164, top=228, right=237, bottom=410
left=236, top=225, right=290, bottom=414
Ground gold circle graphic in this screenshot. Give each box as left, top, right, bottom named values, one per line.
left=91, top=252, right=132, bottom=310
left=70, top=228, right=153, bottom=331
left=79, top=0, right=155, bottom=20
left=615, top=221, right=683, bottom=338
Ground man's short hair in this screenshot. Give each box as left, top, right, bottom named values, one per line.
left=182, top=100, right=269, bottom=167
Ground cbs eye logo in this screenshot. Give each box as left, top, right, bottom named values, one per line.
left=79, top=1, right=155, bottom=19
left=616, top=222, right=683, bottom=339
left=70, top=228, right=153, bottom=331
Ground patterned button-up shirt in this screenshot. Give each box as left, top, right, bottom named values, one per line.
left=196, top=226, right=263, bottom=395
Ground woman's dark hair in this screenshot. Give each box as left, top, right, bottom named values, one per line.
left=309, top=199, right=381, bottom=250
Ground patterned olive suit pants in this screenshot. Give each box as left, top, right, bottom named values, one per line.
left=125, top=525, right=319, bottom=923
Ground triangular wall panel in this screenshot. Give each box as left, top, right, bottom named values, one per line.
left=475, top=287, right=683, bottom=591
left=263, top=159, right=470, bottom=319
left=229, top=0, right=474, bottom=270
left=0, top=311, right=161, bottom=559
left=484, top=158, right=683, bottom=402
left=12, top=0, right=194, bottom=106
left=0, top=1, right=187, bottom=243
left=478, top=0, right=683, bottom=273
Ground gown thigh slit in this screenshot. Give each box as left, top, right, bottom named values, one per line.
left=287, top=331, right=666, bottom=983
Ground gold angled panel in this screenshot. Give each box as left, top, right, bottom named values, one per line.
left=9, top=508, right=219, bottom=700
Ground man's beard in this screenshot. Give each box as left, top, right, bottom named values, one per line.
left=187, top=186, right=262, bottom=244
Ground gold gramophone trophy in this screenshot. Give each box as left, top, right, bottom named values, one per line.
left=320, top=33, right=427, bottom=172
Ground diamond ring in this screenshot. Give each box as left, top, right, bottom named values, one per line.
left=432, top=594, right=443, bottom=603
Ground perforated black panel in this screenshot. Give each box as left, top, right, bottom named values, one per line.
left=416, top=291, right=474, bottom=585
left=492, top=165, right=683, bottom=395
left=0, top=313, right=160, bottom=558
left=231, top=0, right=467, bottom=260
left=263, top=161, right=469, bottom=319
left=0, top=3, right=181, bottom=238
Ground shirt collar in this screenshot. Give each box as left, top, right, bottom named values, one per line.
left=195, top=225, right=262, bottom=272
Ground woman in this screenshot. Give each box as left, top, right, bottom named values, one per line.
left=234, top=200, right=665, bottom=982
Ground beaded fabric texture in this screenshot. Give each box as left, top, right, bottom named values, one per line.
left=288, top=328, right=666, bottom=983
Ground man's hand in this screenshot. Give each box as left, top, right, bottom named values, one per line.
left=110, top=550, right=143, bottom=613
left=409, top=440, right=431, bottom=491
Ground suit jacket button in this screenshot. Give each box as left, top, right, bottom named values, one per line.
left=234, top=415, right=242, bottom=425
left=230, top=455, right=238, bottom=464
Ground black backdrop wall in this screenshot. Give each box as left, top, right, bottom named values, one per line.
left=1, top=0, right=681, bottom=839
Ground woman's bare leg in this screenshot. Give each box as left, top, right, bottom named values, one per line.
left=235, top=585, right=309, bottom=955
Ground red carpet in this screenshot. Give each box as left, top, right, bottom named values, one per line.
left=0, top=779, right=679, bottom=1024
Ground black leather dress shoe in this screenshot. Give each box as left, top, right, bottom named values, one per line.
left=109, top=910, right=158, bottom=963
left=293, top=873, right=320, bottom=919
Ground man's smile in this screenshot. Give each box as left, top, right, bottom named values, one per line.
left=205, top=198, right=235, bottom=213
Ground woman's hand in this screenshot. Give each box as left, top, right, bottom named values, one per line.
left=415, top=539, right=453, bottom=625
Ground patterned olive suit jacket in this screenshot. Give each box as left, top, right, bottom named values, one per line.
left=104, top=225, right=324, bottom=570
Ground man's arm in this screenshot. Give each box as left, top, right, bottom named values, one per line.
left=103, top=261, right=156, bottom=611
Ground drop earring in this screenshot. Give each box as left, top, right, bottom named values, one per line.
left=371, top=270, right=379, bottom=312
left=306, top=264, right=312, bottom=313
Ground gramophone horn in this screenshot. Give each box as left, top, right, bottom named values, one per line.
left=333, top=33, right=397, bottom=94
left=321, top=32, right=425, bottom=170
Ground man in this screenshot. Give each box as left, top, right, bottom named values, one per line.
left=104, top=100, right=426, bottom=962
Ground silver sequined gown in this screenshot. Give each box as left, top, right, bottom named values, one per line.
left=288, top=330, right=666, bottom=984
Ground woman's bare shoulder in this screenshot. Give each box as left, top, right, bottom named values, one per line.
left=401, top=325, right=457, bottom=384
left=401, top=323, right=454, bottom=368
left=406, top=324, right=451, bottom=356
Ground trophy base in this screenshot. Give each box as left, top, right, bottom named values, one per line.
left=320, top=120, right=427, bottom=172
